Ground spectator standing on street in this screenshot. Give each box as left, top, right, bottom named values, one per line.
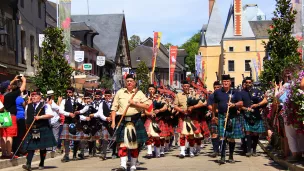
left=12, top=91, right=27, bottom=156
left=1, top=75, right=26, bottom=159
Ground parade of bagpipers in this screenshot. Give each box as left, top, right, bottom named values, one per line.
left=0, top=0, right=304, bottom=171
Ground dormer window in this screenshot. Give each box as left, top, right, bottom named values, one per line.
left=136, top=57, right=140, bottom=62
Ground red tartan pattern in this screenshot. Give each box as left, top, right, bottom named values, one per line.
left=158, top=119, right=170, bottom=137
left=144, top=118, right=152, bottom=133
left=177, top=117, right=184, bottom=133
left=200, top=120, right=210, bottom=138
left=60, top=124, right=90, bottom=141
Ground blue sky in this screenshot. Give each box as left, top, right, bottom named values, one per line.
left=49, top=0, right=276, bottom=46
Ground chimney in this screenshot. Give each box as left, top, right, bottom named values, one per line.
left=209, top=0, right=215, bottom=17
left=234, top=0, right=242, bottom=36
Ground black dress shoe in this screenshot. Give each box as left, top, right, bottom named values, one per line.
left=22, top=164, right=32, bottom=171
left=228, top=157, right=235, bottom=164
left=112, top=167, right=126, bottom=171
left=218, top=157, right=225, bottom=164
left=78, top=153, right=85, bottom=160
left=179, top=154, right=185, bottom=159
left=61, top=155, right=70, bottom=163
left=99, top=154, right=106, bottom=160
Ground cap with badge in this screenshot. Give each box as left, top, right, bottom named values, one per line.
left=126, top=74, right=136, bottom=80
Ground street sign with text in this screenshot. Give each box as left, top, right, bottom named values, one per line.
left=96, top=56, right=105, bottom=66
left=83, top=63, right=92, bottom=70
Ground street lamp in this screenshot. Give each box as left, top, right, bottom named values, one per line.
left=0, top=27, right=7, bottom=46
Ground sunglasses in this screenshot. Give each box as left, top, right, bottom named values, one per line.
left=246, top=81, right=252, bottom=84
left=104, top=95, right=111, bottom=97
left=66, top=91, right=73, bottom=94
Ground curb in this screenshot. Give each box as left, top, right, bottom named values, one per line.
left=0, top=152, right=63, bottom=169
left=259, top=141, right=304, bottom=171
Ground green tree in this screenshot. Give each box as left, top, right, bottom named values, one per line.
left=33, top=27, right=73, bottom=96
left=129, top=35, right=141, bottom=51
left=260, top=0, right=302, bottom=88
left=99, top=76, right=113, bottom=90
left=181, top=32, right=201, bottom=72
left=136, top=61, right=150, bottom=94
left=164, top=43, right=173, bottom=50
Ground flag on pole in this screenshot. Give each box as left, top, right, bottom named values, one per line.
left=169, top=46, right=178, bottom=85
left=59, top=0, right=71, bottom=63
left=195, top=55, right=202, bottom=77
left=257, top=52, right=261, bottom=73
left=151, top=32, right=162, bottom=83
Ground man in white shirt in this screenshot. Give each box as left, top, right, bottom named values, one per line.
left=46, top=90, right=61, bottom=157
left=89, top=90, right=114, bottom=160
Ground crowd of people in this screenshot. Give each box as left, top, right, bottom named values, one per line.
left=0, top=67, right=304, bottom=171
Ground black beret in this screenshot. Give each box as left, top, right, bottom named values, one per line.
left=67, top=87, right=75, bottom=92
left=221, top=74, right=231, bottom=80
left=148, top=84, right=155, bottom=89
left=182, top=80, right=189, bottom=85
left=245, top=77, right=252, bottom=81
left=95, top=91, right=102, bottom=95
left=104, top=90, right=112, bottom=95
left=126, top=74, right=136, bottom=80
left=213, top=81, right=221, bottom=86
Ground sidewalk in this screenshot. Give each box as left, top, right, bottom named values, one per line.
left=0, top=151, right=61, bottom=169
left=259, top=140, right=304, bottom=171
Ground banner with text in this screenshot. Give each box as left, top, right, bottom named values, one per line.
left=59, top=0, right=71, bottom=63
left=169, top=46, right=178, bottom=85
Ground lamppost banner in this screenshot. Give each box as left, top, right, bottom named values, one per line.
left=59, top=0, right=71, bottom=63
left=169, top=46, right=178, bottom=85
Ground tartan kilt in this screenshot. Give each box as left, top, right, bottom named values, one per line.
left=210, top=118, right=218, bottom=135
left=200, top=120, right=210, bottom=138
left=60, top=124, right=90, bottom=141
left=22, top=127, right=57, bottom=151
left=167, top=121, right=174, bottom=135
left=157, top=118, right=170, bottom=137
left=177, top=117, right=184, bottom=133
left=100, top=126, right=110, bottom=140
left=144, top=118, right=152, bottom=133
left=244, top=119, right=266, bottom=133
left=116, top=118, right=148, bottom=144
left=89, top=130, right=101, bottom=141
left=218, top=114, right=245, bottom=139
left=180, top=117, right=201, bottom=135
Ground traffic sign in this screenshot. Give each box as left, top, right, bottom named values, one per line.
left=83, top=63, right=92, bottom=70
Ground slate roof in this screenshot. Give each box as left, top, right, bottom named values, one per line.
left=204, top=0, right=224, bottom=46
left=177, top=49, right=187, bottom=66
left=141, top=38, right=185, bottom=70
left=46, top=1, right=56, bottom=19
left=72, top=14, right=125, bottom=61
left=223, top=4, right=255, bottom=39
left=70, top=22, right=92, bottom=32
left=249, top=20, right=272, bottom=38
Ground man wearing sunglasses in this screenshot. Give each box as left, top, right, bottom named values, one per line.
left=240, top=77, right=266, bottom=158
left=90, top=90, right=116, bottom=160
left=59, top=87, right=84, bottom=162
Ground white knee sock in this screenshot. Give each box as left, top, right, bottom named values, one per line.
left=147, top=145, right=152, bottom=155
left=120, top=156, right=127, bottom=169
